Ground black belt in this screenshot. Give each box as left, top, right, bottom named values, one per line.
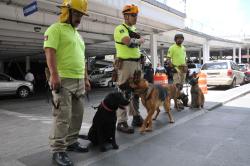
left=119, top=58, right=140, bottom=62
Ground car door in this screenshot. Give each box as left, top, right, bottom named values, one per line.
left=231, top=62, right=243, bottom=84
left=0, top=74, right=11, bottom=94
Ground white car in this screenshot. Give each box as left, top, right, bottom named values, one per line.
left=0, top=73, right=34, bottom=98
left=200, top=60, right=245, bottom=88
left=187, top=63, right=202, bottom=76
left=92, top=72, right=114, bottom=87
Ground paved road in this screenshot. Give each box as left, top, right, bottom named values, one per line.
left=0, top=87, right=250, bottom=166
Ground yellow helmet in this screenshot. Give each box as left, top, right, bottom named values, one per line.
left=122, top=4, right=139, bottom=14
left=59, top=0, right=88, bottom=22
left=61, top=0, right=88, bottom=15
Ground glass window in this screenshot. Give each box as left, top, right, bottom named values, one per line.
left=201, top=62, right=228, bottom=70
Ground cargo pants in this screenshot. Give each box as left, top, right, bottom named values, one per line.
left=49, top=78, right=85, bottom=152
left=117, top=60, right=142, bottom=123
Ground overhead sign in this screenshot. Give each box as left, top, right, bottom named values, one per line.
left=23, top=1, right=38, bottom=16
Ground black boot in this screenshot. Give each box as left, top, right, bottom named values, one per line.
left=117, top=122, right=134, bottom=134
left=66, top=142, right=88, bottom=153
left=132, top=115, right=144, bottom=127
left=52, top=152, right=73, bottom=166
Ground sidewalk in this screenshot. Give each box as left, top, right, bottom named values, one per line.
left=0, top=84, right=250, bottom=166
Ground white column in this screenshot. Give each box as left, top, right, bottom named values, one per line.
left=25, top=56, right=30, bottom=72
left=239, top=47, right=242, bottom=64
left=150, top=34, right=158, bottom=69
left=0, top=61, right=4, bottom=73
left=233, top=47, right=236, bottom=62
left=203, top=41, right=210, bottom=63
left=198, top=49, right=202, bottom=64
left=247, top=48, right=249, bottom=63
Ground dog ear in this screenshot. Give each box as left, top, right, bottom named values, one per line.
left=133, top=70, right=141, bottom=83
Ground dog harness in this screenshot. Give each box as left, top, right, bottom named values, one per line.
left=155, top=84, right=168, bottom=101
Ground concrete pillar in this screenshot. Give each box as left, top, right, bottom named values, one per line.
left=239, top=47, right=242, bottom=64
left=233, top=47, right=236, bottom=62
left=198, top=49, right=202, bottom=64
left=150, top=34, right=158, bottom=69
left=203, top=41, right=210, bottom=63
left=25, top=56, right=30, bottom=72
left=160, top=49, right=165, bottom=66
left=219, top=50, right=223, bottom=60
left=0, top=61, right=4, bottom=73
left=247, top=48, right=249, bottom=63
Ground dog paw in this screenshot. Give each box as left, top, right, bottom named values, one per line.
left=100, top=146, right=107, bottom=152
left=112, top=144, right=119, bottom=149
left=145, top=127, right=152, bottom=132
left=139, top=128, right=146, bottom=133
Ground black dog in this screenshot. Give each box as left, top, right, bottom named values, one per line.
left=79, top=92, right=129, bottom=152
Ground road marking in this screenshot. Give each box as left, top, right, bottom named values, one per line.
left=0, top=109, right=92, bottom=128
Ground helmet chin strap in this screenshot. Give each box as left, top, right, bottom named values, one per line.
left=68, top=8, right=74, bottom=27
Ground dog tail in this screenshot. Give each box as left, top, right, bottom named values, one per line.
left=78, top=134, right=89, bottom=140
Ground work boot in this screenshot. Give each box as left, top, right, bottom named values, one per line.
left=66, top=142, right=88, bottom=153
left=52, top=152, right=73, bottom=166
left=117, top=122, right=134, bottom=134
left=131, top=115, right=144, bottom=127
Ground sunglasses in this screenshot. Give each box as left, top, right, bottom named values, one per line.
left=71, top=10, right=84, bottom=17
left=130, top=14, right=138, bottom=17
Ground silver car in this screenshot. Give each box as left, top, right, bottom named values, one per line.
left=0, top=73, right=34, bottom=98
left=201, top=60, right=245, bottom=88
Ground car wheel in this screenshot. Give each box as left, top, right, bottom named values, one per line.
left=108, top=81, right=113, bottom=87
left=230, top=79, right=236, bottom=89
left=17, top=87, right=30, bottom=98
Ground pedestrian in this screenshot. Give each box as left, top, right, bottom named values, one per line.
left=25, top=70, right=35, bottom=84
left=155, top=63, right=166, bottom=74
left=43, top=0, right=90, bottom=166
left=144, top=63, right=154, bottom=83
left=114, top=4, right=145, bottom=134
left=166, top=34, right=187, bottom=85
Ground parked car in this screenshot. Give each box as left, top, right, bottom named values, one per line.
left=238, top=63, right=248, bottom=72
left=200, top=60, right=245, bottom=88
left=0, top=73, right=34, bottom=98
left=244, top=70, right=250, bottom=83
left=186, top=63, right=202, bottom=81
left=92, top=72, right=114, bottom=87
left=89, top=69, right=105, bottom=82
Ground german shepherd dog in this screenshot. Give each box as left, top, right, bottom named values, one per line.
left=153, top=83, right=183, bottom=120
left=129, top=71, right=174, bottom=133
left=79, top=92, right=129, bottom=152
left=189, top=77, right=204, bottom=109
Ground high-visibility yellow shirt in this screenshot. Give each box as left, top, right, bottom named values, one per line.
left=114, top=24, right=140, bottom=59
left=43, top=22, right=85, bottom=78
left=167, top=44, right=186, bottom=66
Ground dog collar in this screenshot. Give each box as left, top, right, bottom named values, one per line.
left=101, top=101, right=113, bottom=112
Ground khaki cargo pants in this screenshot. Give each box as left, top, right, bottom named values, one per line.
left=49, top=78, right=85, bottom=152
left=117, top=60, right=142, bottom=123
left=173, top=71, right=186, bottom=84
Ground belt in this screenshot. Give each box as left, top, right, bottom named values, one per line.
left=119, top=58, right=140, bottom=62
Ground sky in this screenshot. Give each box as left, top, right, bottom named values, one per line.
left=184, top=0, right=250, bottom=39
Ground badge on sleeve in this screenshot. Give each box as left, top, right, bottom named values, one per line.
left=119, top=29, right=125, bottom=33
left=44, top=35, right=48, bottom=41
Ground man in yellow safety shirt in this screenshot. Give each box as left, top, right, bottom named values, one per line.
left=167, top=34, right=187, bottom=85
left=43, top=0, right=90, bottom=165
left=114, top=4, right=145, bottom=134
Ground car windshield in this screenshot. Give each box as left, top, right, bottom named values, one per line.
left=238, top=65, right=246, bottom=70
left=201, top=62, right=228, bottom=70
left=188, top=63, right=201, bottom=69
